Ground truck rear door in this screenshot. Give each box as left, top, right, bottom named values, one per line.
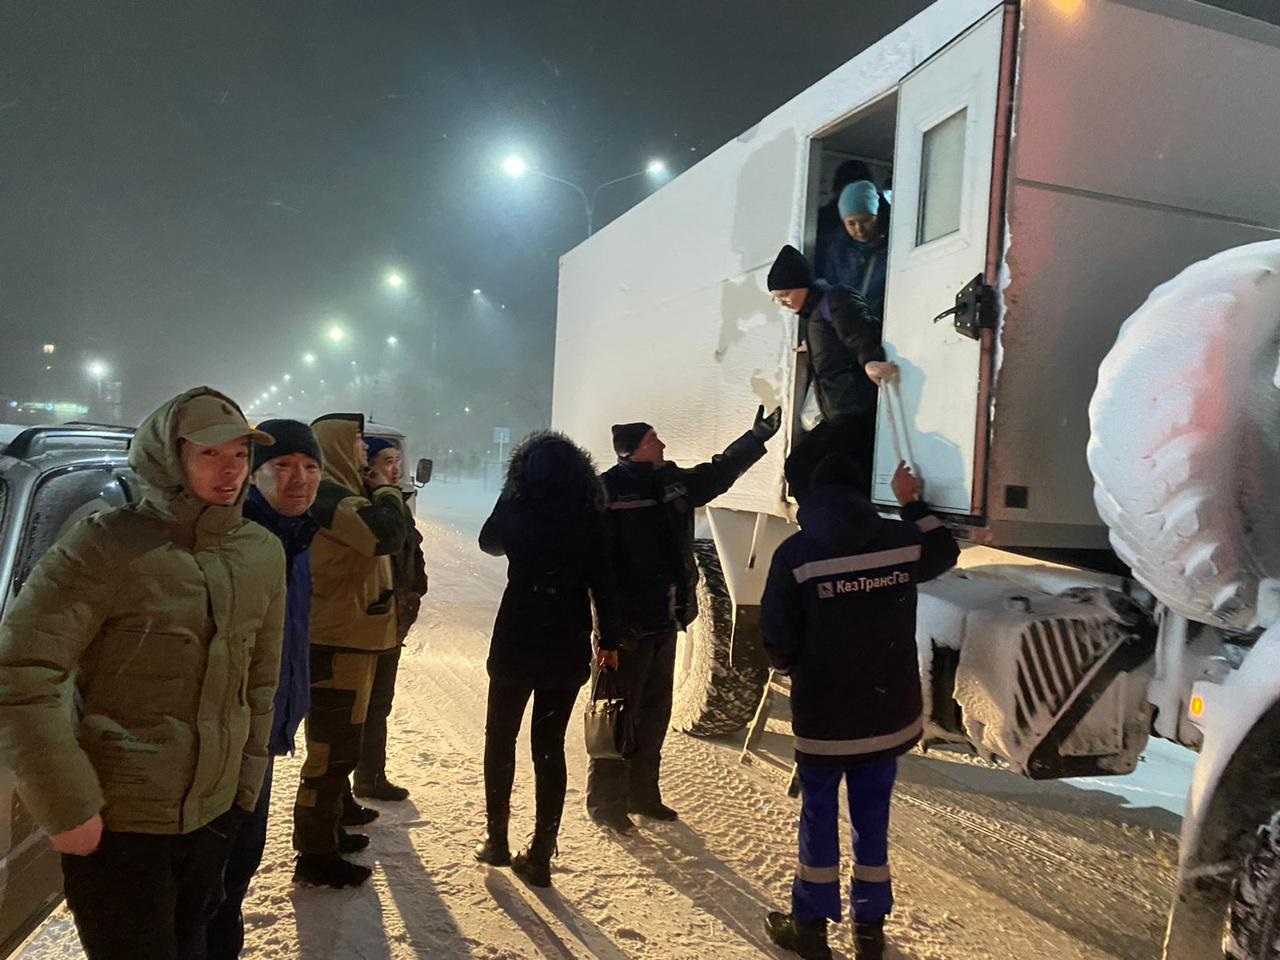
left=872, top=5, right=1013, bottom=513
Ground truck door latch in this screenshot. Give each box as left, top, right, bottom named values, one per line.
left=931, top=274, right=996, bottom=340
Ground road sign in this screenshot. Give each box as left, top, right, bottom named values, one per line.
left=493, top=427, right=510, bottom=445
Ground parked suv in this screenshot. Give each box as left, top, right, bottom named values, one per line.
left=0, top=423, right=138, bottom=956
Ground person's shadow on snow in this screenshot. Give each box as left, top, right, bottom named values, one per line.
left=289, top=799, right=469, bottom=959
left=483, top=867, right=635, bottom=960
left=620, top=821, right=920, bottom=960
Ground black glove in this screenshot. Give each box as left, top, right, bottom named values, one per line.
left=751, top=404, right=783, bottom=442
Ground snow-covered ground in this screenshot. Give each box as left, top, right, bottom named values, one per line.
left=17, top=481, right=1190, bottom=960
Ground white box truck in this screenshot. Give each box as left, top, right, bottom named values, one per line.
left=551, top=1, right=1280, bottom=956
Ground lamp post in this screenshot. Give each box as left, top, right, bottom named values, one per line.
left=502, top=154, right=667, bottom=237
left=382, top=269, right=436, bottom=423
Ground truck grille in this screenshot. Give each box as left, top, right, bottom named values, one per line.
left=1013, top=617, right=1117, bottom=733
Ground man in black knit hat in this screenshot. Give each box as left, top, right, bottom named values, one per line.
left=768, top=243, right=896, bottom=501
left=208, top=419, right=322, bottom=957
left=586, top=406, right=781, bottom=834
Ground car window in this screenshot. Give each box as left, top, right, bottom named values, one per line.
left=13, top=468, right=128, bottom=593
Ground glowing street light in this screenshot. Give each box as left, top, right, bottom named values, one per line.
left=327, top=325, right=346, bottom=343
left=385, top=270, right=404, bottom=289
left=472, top=288, right=482, bottom=296
left=502, top=154, right=528, bottom=178
left=303, top=353, right=316, bottom=365
left=85, top=360, right=108, bottom=380
left=283, top=373, right=292, bottom=382
left=269, top=385, right=279, bottom=394
left=386, top=335, right=398, bottom=346
left=502, top=153, right=673, bottom=236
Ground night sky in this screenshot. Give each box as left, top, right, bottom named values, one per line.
left=2, top=0, right=1275, bottom=452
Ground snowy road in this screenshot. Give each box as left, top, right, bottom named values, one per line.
left=18, top=481, right=1186, bottom=960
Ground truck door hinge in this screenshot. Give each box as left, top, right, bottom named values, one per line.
left=931, top=274, right=997, bottom=340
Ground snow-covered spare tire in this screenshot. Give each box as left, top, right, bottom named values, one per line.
left=671, top=541, right=767, bottom=736
left=1088, top=240, right=1280, bottom=632
left=1226, top=811, right=1280, bottom=959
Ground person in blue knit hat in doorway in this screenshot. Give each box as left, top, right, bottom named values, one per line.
left=819, top=180, right=889, bottom=319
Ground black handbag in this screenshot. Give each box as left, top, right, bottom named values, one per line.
left=583, top=668, right=635, bottom=760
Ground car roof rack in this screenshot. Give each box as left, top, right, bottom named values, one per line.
left=2, top=423, right=136, bottom=460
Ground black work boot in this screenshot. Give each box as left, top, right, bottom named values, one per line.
left=853, top=920, right=885, bottom=960
left=629, top=799, right=678, bottom=821
left=353, top=776, right=410, bottom=802
left=338, top=828, right=370, bottom=854
left=342, top=789, right=380, bottom=826
left=292, top=853, right=373, bottom=888
left=511, top=826, right=558, bottom=888
left=587, top=807, right=636, bottom=835
left=766, top=911, right=832, bottom=960
left=474, top=818, right=511, bottom=867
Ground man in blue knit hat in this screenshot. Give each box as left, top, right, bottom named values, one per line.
left=821, top=181, right=889, bottom=319
left=207, top=419, right=322, bottom=959
left=351, top=437, right=428, bottom=802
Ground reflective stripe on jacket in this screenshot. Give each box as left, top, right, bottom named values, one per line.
left=761, top=486, right=958, bottom=768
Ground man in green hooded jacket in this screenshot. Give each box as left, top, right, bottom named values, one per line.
left=0, top=387, right=286, bottom=960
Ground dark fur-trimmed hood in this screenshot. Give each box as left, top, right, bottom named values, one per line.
left=500, top=430, right=604, bottom=508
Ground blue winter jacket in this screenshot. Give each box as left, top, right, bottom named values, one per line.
left=819, top=236, right=887, bottom=319
left=761, top=485, right=958, bottom=768
left=244, top=487, right=318, bottom=756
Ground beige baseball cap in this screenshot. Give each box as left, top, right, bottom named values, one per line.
left=176, top=395, right=276, bottom=447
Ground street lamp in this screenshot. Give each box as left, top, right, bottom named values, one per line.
left=85, top=360, right=108, bottom=413
left=303, top=352, right=316, bottom=365
left=327, top=325, right=346, bottom=343
left=501, top=153, right=670, bottom=236
left=385, top=270, right=404, bottom=289
left=472, top=288, right=482, bottom=296
left=386, top=335, right=398, bottom=346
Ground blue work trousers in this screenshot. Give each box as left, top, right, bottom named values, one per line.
left=792, top=757, right=897, bottom=924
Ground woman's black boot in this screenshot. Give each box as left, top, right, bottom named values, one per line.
left=474, top=817, right=511, bottom=866
left=511, top=824, right=558, bottom=887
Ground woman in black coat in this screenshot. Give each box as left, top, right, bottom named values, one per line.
left=474, top=431, right=619, bottom=886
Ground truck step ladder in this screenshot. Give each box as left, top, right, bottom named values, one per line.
left=739, top=669, right=800, bottom=798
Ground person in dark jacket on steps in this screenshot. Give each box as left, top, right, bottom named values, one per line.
left=351, top=437, right=428, bottom=803
left=769, top=244, right=897, bottom=500
left=474, top=432, right=621, bottom=887
left=761, top=454, right=959, bottom=960
left=585, top=405, right=781, bottom=834
left=208, top=419, right=321, bottom=960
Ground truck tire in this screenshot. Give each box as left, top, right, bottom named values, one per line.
left=1088, top=240, right=1280, bottom=632
left=671, top=541, right=768, bottom=736
left=1225, top=811, right=1280, bottom=959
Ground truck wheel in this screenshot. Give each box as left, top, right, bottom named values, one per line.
left=1088, top=240, right=1280, bottom=632
left=1225, top=811, right=1280, bottom=959
left=671, top=541, right=767, bottom=736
